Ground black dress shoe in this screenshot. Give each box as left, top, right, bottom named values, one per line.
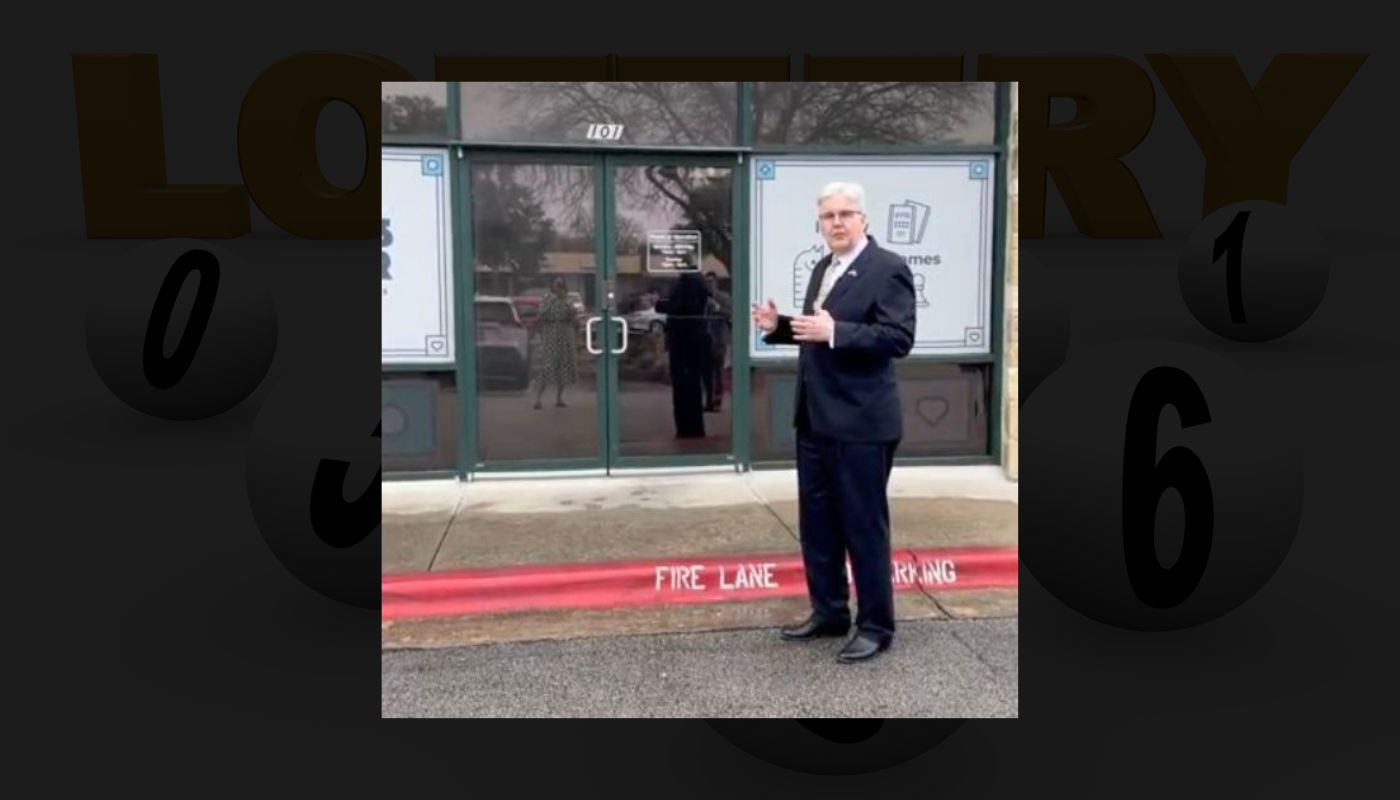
left=780, top=615, right=850, bottom=641
left=837, top=632, right=891, bottom=662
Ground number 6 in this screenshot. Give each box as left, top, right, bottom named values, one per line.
left=1122, top=367, right=1214, bottom=608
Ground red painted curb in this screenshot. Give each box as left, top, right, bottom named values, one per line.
left=382, top=546, right=1017, bottom=621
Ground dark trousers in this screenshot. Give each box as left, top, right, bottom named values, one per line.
left=796, top=430, right=898, bottom=639
left=669, top=347, right=706, bottom=438
left=701, top=344, right=725, bottom=408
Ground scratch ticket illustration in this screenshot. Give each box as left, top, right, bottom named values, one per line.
left=887, top=199, right=931, bottom=245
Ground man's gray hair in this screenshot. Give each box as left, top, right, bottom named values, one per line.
left=817, top=181, right=866, bottom=212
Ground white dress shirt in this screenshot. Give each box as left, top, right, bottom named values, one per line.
left=814, top=234, right=868, bottom=347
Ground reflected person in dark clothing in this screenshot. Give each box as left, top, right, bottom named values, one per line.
left=702, top=271, right=731, bottom=412
left=655, top=271, right=712, bottom=439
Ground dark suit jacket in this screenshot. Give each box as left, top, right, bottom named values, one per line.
left=763, top=236, right=916, bottom=442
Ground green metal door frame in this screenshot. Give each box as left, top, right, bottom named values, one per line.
left=456, top=150, right=749, bottom=475
left=459, top=149, right=611, bottom=475
left=602, top=153, right=748, bottom=472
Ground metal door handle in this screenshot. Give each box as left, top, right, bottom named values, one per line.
left=585, top=315, right=603, bottom=355
left=610, top=316, right=628, bottom=354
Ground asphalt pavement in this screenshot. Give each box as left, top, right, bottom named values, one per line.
left=382, top=616, right=1017, bottom=718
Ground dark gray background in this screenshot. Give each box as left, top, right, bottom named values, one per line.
left=7, top=7, right=1397, bottom=793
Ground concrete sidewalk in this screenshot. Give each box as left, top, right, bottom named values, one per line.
left=381, top=466, right=1018, bottom=648
left=385, top=466, right=1017, bottom=570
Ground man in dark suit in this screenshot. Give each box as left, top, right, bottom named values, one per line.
left=751, top=181, right=916, bottom=663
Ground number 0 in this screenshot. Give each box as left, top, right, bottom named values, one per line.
left=143, top=249, right=221, bottom=389
left=1122, top=367, right=1214, bottom=608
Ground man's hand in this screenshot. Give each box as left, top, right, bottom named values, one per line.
left=751, top=298, right=779, bottom=333
left=791, top=309, right=835, bottom=344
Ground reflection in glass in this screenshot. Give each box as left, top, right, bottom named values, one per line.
left=750, top=362, right=992, bottom=461
left=894, top=361, right=992, bottom=454
left=753, top=82, right=996, bottom=146
left=460, top=82, right=739, bottom=147
left=470, top=162, right=600, bottom=463
left=382, top=82, right=449, bottom=137
left=614, top=165, right=733, bottom=457
left=382, top=371, right=458, bottom=473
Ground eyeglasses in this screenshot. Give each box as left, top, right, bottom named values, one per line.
left=818, top=209, right=863, bottom=223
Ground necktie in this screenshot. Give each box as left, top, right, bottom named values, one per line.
left=815, top=257, right=840, bottom=311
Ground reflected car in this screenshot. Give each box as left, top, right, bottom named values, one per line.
left=474, top=295, right=531, bottom=389
left=511, top=295, right=543, bottom=330
left=517, top=287, right=586, bottom=321
left=625, top=307, right=668, bottom=335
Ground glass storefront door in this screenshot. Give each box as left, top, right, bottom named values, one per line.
left=466, top=153, right=738, bottom=472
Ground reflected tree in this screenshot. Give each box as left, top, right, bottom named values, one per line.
left=614, top=214, right=646, bottom=255
left=490, top=82, right=737, bottom=147
left=753, top=82, right=992, bottom=144
left=472, top=165, right=557, bottom=284
left=382, top=95, right=447, bottom=136
left=481, top=81, right=990, bottom=146
left=463, top=82, right=989, bottom=272
left=638, top=167, right=732, bottom=270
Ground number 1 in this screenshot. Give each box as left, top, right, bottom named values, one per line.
left=1213, top=210, right=1250, bottom=324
